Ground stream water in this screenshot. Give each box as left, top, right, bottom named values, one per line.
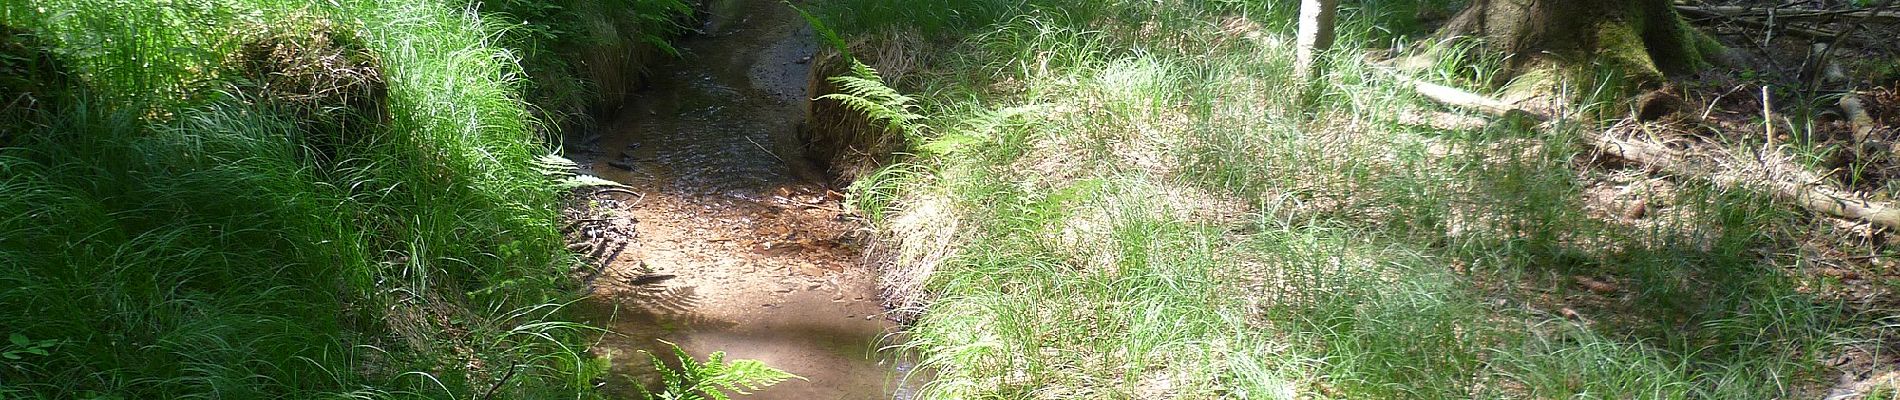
left=564, top=0, right=913, bottom=399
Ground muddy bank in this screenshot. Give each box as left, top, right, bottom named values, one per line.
left=561, top=0, right=912, bottom=398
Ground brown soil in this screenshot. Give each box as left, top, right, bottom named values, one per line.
left=559, top=0, right=913, bottom=398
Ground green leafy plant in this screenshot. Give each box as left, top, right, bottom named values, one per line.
left=534, top=153, right=628, bottom=190
left=638, top=342, right=802, bottom=400
left=819, top=61, right=926, bottom=140
left=3, top=333, right=56, bottom=361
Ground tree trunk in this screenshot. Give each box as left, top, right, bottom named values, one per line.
left=1295, top=0, right=1339, bottom=83
left=1434, top=0, right=1730, bottom=105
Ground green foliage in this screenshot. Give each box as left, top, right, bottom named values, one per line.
left=820, top=61, right=926, bottom=140
left=536, top=153, right=631, bottom=190
left=2, top=334, right=57, bottom=362
left=814, top=1, right=1868, bottom=398
left=477, top=0, right=692, bottom=130
left=638, top=342, right=802, bottom=400
left=0, top=0, right=676, bottom=398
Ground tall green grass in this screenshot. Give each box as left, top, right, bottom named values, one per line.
left=479, top=0, right=691, bottom=130
left=816, top=0, right=1875, bottom=398
left=0, top=0, right=682, bottom=397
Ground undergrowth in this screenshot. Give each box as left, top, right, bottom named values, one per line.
left=637, top=342, right=802, bottom=400
left=814, top=0, right=1889, bottom=398
left=0, top=0, right=685, bottom=398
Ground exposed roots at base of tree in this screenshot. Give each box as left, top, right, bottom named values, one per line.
left=1388, top=68, right=1900, bottom=231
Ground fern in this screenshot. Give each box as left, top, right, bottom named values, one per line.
left=534, top=153, right=628, bottom=190
left=819, top=61, right=926, bottom=139
left=638, top=342, right=803, bottom=400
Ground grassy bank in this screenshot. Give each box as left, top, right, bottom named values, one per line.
left=813, top=1, right=1893, bottom=398
left=0, top=0, right=682, bottom=398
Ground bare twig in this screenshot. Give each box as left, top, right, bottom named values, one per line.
left=477, top=363, right=520, bottom=400
left=591, top=187, right=641, bottom=198
left=1763, top=85, right=1777, bottom=152
left=1674, top=4, right=1900, bottom=24
left=1677, top=5, right=1848, bottom=42
left=1382, top=67, right=1900, bottom=230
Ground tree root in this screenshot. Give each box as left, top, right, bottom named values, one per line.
left=1387, top=68, right=1900, bottom=230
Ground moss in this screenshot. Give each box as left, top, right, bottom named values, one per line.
left=1642, top=5, right=1730, bottom=74
left=1594, top=22, right=1665, bottom=84
left=1436, top=0, right=1729, bottom=105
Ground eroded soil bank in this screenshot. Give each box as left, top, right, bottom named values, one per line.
left=561, top=0, right=909, bottom=398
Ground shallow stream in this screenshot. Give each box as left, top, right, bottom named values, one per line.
left=564, top=1, right=913, bottom=398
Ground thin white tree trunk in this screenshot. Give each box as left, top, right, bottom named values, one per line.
left=1296, top=0, right=1339, bottom=82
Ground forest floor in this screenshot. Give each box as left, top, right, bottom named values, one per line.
left=799, top=0, right=1900, bottom=398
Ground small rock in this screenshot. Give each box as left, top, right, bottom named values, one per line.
left=844, top=314, right=855, bottom=318
left=864, top=315, right=875, bottom=320
left=1574, top=276, right=1619, bottom=294
left=794, top=56, right=810, bottom=64
left=1623, top=198, right=1649, bottom=220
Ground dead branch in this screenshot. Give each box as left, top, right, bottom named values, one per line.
left=1387, top=68, right=1900, bottom=230
left=1592, top=124, right=1900, bottom=230
left=1674, top=4, right=1900, bottom=24
left=1382, top=69, right=1548, bottom=122
left=1675, top=6, right=1853, bottom=43
left=1842, top=94, right=1878, bottom=142
left=1808, top=0, right=1898, bottom=92
left=1810, top=43, right=1878, bottom=144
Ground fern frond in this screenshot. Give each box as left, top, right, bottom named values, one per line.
left=819, top=61, right=926, bottom=139
left=536, top=153, right=627, bottom=189
left=704, top=358, right=800, bottom=395
left=638, top=341, right=802, bottom=400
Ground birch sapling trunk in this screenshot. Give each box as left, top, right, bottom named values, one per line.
left=1296, top=0, right=1339, bottom=83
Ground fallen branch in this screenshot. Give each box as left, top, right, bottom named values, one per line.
left=1676, top=6, right=1853, bottom=42
left=1591, top=123, right=1900, bottom=230
left=1841, top=94, right=1878, bottom=142
left=1388, top=69, right=1900, bottom=230
left=1674, top=4, right=1900, bottom=24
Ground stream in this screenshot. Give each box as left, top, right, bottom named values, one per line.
left=563, top=1, right=913, bottom=398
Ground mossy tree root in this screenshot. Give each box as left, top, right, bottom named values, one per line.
left=1434, top=0, right=1733, bottom=104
